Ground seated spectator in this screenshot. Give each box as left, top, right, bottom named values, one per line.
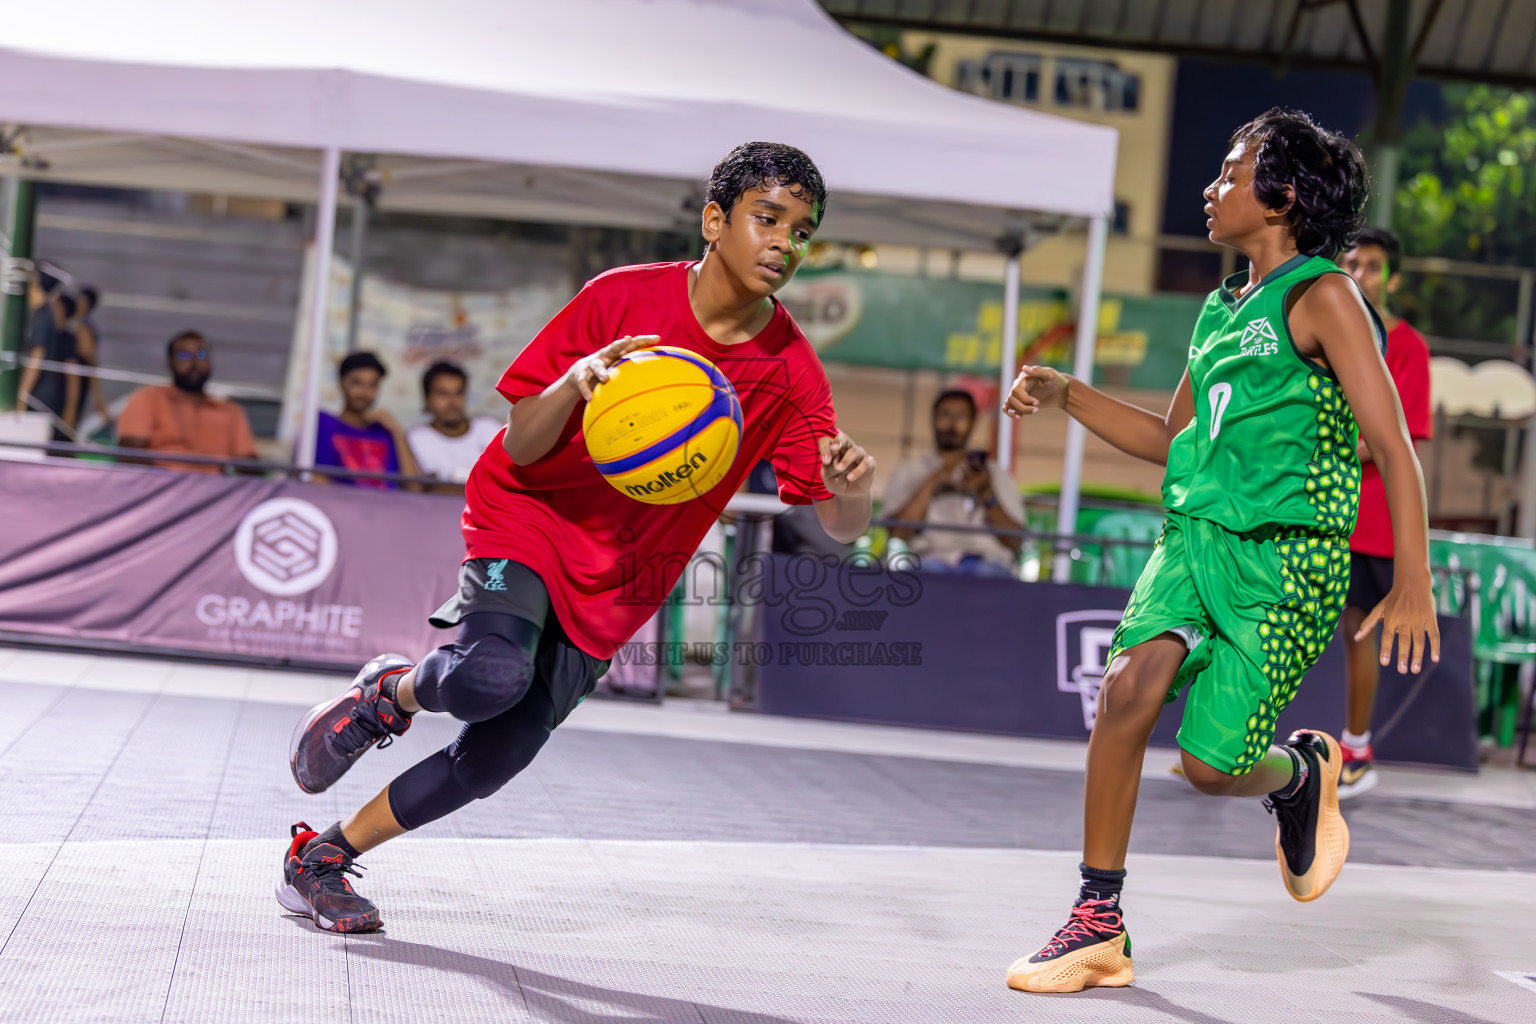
left=882, top=389, right=1024, bottom=576
left=117, top=330, right=257, bottom=473
left=15, top=271, right=80, bottom=441
left=313, top=351, right=420, bottom=490
left=405, top=361, right=503, bottom=491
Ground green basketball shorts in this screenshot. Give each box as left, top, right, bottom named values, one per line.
left=1107, top=511, right=1350, bottom=775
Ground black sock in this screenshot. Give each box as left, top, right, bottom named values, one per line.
left=1269, top=746, right=1308, bottom=802
left=310, top=821, right=361, bottom=860
left=379, top=667, right=411, bottom=711
left=1078, top=863, right=1126, bottom=905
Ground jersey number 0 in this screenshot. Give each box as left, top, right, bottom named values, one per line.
left=1207, top=382, right=1233, bottom=440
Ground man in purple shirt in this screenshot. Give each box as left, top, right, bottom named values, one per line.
left=313, top=351, right=421, bottom=490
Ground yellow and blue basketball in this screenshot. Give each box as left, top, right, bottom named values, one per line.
left=582, top=346, right=742, bottom=505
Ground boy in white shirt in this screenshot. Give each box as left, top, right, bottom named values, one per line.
left=405, top=362, right=503, bottom=489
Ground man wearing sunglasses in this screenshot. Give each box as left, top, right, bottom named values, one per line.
left=118, top=330, right=257, bottom=473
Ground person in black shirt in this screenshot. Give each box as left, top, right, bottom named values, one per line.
left=71, top=285, right=110, bottom=430
left=15, top=276, right=80, bottom=440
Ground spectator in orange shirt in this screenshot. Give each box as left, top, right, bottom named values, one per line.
left=117, top=330, right=257, bottom=473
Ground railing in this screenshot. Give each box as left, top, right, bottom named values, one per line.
left=0, top=435, right=441, bottom=488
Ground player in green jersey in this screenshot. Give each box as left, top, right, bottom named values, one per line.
left=1000, top=109, right=1440, bottom=994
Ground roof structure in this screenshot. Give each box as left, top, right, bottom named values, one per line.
left=821, top=0, right=1536, bottom=89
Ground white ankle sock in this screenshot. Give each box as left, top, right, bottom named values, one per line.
left=1341, top=729, right=1372, bottom=749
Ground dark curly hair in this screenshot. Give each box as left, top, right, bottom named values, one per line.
left=1229, top=108, right=1369, bottom=258
left=705, top=142, right=828, bottom=225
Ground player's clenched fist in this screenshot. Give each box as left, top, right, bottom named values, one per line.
left=818, top=431, right=875, bottom=497
left=1003, top=365, right=1070, bottom=419
left=563, top=335, right=661, bottom=401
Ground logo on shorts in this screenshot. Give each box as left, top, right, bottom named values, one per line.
left=232, top=498, right=339, bottom=597
left=1056, top=610, right=1125, bottom=731
left=484, top=559, right=509, bottom=592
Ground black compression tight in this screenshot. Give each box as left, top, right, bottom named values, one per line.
left=387, top=612, right=557, bottom=830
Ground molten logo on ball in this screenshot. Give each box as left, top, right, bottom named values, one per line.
left=623, top=452, right=710, bottom=499
left=583, top=346, right=742, bottom=505
left=234, top=497, right=339, bottom=596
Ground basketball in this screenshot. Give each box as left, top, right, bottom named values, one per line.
left=582, top=346, right=743, bottom=505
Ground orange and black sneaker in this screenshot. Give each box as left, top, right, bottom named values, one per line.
left=1267, top=729, right=1350, bottom=902
left=275, top=823, right=381, bottom=933
left=1006, top=898, right=1133, bottom=993
left=289, top=653, right=414, bottom=794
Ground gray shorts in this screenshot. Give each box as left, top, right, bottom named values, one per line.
left=430, top=558, right=609, bottom=723
left=429, top=558, right=552, bottom=629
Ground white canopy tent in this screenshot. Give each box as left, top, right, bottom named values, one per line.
left=0, top=0, right=1117, bottom=549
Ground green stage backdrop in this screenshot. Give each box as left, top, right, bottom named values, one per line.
left=778, top=268, right=1203, bottom=391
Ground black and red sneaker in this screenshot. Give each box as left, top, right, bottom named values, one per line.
left=1006, top=898, right=1133, bottom=993
left=275, top=822, right=380, bottom=933
left=289, top=653, right=414, bottom=794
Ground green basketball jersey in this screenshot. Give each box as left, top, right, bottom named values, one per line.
left=1162, top=254, right=1384, bottom=537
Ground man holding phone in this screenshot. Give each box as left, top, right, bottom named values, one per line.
left=883, top=388, right=1024, bottom=575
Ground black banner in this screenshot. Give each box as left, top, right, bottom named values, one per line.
left=752, top=554, right=1476, bottom=770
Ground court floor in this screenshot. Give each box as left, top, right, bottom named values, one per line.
left=1, top=648, right=1533, bottom=1023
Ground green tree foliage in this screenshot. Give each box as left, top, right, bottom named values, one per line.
left=844, top=24, right=936, bottom=77
left=1392, top=86, right=1535, bottom=344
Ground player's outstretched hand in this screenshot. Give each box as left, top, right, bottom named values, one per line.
left=1355, top=577, right=1441, bottom=674
left=819, top=431, right=875, bottom=497
left=1003, top=365, right=1070, bottom=420
left=565, top=335, right=661, bottom=401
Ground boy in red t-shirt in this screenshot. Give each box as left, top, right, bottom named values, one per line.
left=278, top=143, right=876, bottom=932
left=1337, top=227, right=1433, bottom=797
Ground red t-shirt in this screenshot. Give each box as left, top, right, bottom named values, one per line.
left=463, top=261, right=838, bottom=659
left=1350, top=320, right=1433, bottom=559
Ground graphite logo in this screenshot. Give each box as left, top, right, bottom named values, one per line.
left=624, top=452, right=710, bottom=498
left=233, top=498, right=338, bottom=596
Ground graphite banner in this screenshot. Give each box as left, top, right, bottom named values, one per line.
left=0, top=460, right=464, bottom=668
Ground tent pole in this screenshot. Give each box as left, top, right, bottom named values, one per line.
left=345, top=194, right=369, bottom=353
left=296, top=146, right=342, bottom=474
left=996, top=241, right=1022, bottom=471
left=1053, top=213, right=1110, bottom=582
left=0, top=176, right=37, bottom=410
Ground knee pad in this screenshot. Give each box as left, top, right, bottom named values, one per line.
left=437, top=634, right=537, bottom=723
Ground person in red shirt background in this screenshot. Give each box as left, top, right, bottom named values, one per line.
left=1338, top=226, right=1433, bottom=798
left=277, top=143, right=876, bottom=933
